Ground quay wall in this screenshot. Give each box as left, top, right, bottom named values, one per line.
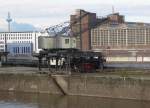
left=68, top=75, right=150, bottom=100
left=0, top=74, right=62, bottom=95
left=0, top=73, right=150, bottom=100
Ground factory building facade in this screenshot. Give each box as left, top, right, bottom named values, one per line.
left=70, top=10, right=125, bottom=51
left=70, top=9, right=97, bottom=51
left=71, top=9, right=150, bottom=62
left=91, top=24, right=150, bottom=62
left=91, top=23, right=150, bottom=50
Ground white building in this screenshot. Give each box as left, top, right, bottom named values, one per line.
left=0, top=32, right=44, bottom=57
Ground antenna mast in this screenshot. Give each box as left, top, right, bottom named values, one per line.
left=6, top=12, right=12, bottom=32
left=112, top=6, right=115, bottom=14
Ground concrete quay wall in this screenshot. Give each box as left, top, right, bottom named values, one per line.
left=0, top=74, right=62, bottom=95
left=68, top=76, right=150, bottom=100
left=0, top=73, right=150, bottom=100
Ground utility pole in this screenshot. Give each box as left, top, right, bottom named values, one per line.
left=79, top=10, right=82, bottom=50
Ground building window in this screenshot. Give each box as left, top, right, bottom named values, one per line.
left=65, top=39, right=69, bottom=44
left=73, top=40, right=76, bottom=43
left=22, top=47, right=24, bottom=54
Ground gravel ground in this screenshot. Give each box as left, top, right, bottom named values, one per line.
left=0, top=67, right=39, bottom=74
left=1, top=64, right=150, bottom=79
left=105, top=62, right=150, bottom=69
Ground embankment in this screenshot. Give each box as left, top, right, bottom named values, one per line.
left=0, top=72, right=150, bottom=100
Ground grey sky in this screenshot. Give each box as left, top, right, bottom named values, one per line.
left=0, top=0, right=150, bottom=31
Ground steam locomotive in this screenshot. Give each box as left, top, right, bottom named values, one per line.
left=33, top=48, right=105, bottom=73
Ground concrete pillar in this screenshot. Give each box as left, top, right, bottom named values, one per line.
left=145, top=29, right=147, bottom=45
left=108, top=30, right=110, bottom=46
left=126, top=29, right=128, bottom=46
left=0, top=61, right=1, bottom=67
left=0, top=56, right=1, bottom=67
left=117, top=29, right=119, bottom=46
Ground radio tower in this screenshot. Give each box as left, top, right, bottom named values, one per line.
left=6, top=12, right=12, bottom=32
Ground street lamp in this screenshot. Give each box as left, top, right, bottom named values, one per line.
left=4, top=33, right=7, bottom=62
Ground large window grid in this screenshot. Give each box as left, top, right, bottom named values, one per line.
left=136, top=29, right=145, bottom=45
left=146, top=28, right=150, bottom=44
left=118, top=29, right=126, bottom=46
left=127, top=29, right=136, bottom=45
left=109, top=29, right=117, bottom=46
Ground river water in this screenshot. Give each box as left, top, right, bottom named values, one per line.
left=0, top=92, right=150, bottom=108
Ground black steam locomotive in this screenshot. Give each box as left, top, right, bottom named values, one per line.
left=33, top=48, right=105, bottom=73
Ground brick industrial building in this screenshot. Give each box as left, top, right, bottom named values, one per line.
left=70, top=9, right=97, bottom=51
left=70, top=9, right=150, bottom=62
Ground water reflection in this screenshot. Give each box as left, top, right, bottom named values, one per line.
left=0, top=92, right=150, bottom=108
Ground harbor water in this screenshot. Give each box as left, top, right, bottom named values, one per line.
left=0, top=92, right=150, bottom=108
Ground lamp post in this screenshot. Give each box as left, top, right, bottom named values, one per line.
left=4, top=33, right=7, bottom=62
left=5, top=12, right=12, bottom=63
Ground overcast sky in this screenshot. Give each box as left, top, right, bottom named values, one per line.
left=0, top=0, right=150, bottom=31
